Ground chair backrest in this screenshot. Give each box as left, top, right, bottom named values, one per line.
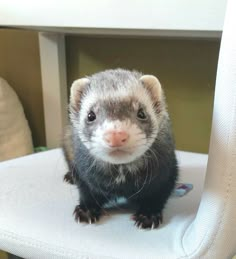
left=182, top=0, right=236, bottom=257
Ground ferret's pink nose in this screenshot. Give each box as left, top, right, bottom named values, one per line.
left=104, top=130, right=129, bottom=147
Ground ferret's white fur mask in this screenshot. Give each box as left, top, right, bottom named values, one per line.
left=70, top=72, right=167, bottom=165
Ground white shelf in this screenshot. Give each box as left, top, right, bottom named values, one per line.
left=0, top=0, right=227, bottom=147
left=0, top=0, right=227, bottom=38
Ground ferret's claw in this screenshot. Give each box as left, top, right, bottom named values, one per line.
left=73, top=205, right=101, bottom=225
left=151, top=223, right=155, bottom=230
left=132, top=212, right=163, bottom=229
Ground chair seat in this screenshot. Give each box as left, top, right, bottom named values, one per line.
left=0, top=149, right=208, bottom=259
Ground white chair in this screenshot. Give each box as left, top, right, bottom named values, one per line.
left=0, top=0, right=236, bottom=258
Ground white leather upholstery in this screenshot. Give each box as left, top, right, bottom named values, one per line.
left=182, top=0, right=236, bottom=257
left=0, top=149, right=208, bottom=259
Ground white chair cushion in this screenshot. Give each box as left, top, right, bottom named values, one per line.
left=0, top=149, right=208, bottom=259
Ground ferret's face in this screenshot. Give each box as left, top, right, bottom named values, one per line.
left=70, top=70, right=165, bottom=165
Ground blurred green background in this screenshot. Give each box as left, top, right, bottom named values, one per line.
left=0, top=30, right=220, bottom=153
left=66, top=36, right=219, bottom=153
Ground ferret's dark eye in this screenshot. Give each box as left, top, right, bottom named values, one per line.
left=137, top=108, right=147, bottom=120
left=87, top=111, right=96, bottom=122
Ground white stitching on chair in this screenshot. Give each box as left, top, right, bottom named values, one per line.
left=178, top=42, right=236, bottom=259
left=0, top=228, right=116, bottom=259
left=178, top=105, right=235, bottom=259
left=203, top=95, right=236, bottom=256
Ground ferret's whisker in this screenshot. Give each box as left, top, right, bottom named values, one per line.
left=127, top=167, right=149, bottom=200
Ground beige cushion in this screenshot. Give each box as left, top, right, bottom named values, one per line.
left=0, top=78, right=33, bottom=161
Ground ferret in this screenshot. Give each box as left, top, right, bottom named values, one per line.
left=62, top=68, right=178, bottom=229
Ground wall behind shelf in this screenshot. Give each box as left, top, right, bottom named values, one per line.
left=66, top=36, right=220, bottom=153
left=0, top=29, right=45, bottom=147
left=0, top=30, right=220, bottom=153
left=0, top=251, right=7, bottom=259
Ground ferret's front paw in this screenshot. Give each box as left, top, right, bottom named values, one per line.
left=63, top=172, right=75, bottom=185
left=132, top=212, right=163, bottom=229
left=73, top=205, right=101, bottom=224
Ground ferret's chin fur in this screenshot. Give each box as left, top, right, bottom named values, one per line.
left=84, top=140, right=147, bottom=164
left=91, top=148, right=143, bottom=165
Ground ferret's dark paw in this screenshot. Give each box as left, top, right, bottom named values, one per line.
left=73, top=205, right=101, bottom=224
left=132, top=212, right=163, bottom=229
left=63, top=172, right=75, bottom=184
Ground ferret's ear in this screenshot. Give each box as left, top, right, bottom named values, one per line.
left=140, top=75, right=163, bottom=113
left=70, top=78, right=90, bottom=111
left=139, top=75, right=162, bottom=101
